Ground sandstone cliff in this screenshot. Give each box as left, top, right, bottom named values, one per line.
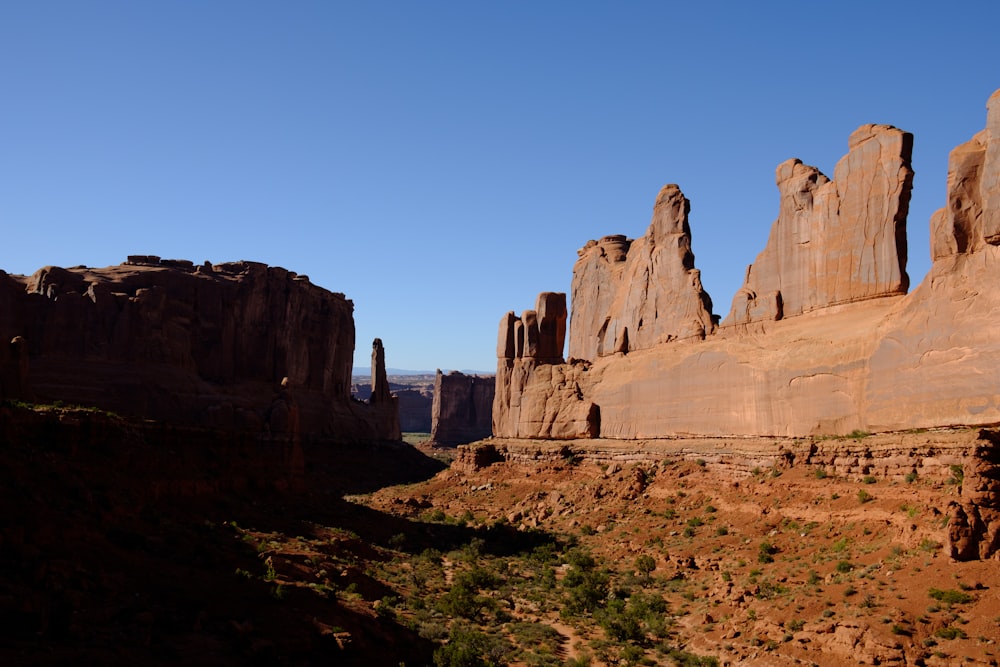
left=429, top=370, right=495, bottom=446
left=569, top=184, right=716, bottom=360
left=724, top=124, right=913, bottom=326
left=493, top=88, right=1000, bottom=441
left=0, top=258, right=398, bottom=442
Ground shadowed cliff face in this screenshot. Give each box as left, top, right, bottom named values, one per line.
left=493, top=88, right=1000, bottom=440
left=0, top=258, right=397, bottom=442
left=0, top=404, right=445, bottom=666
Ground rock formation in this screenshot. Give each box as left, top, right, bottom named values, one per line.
left=494, top=293, right=599, bottom=439
left=569, top=184, right=716, bottom=360
left=724, top=124, right=913, bottom=326
left=0, top=258, right=399, bottom=441
left=493, top=88, right=1000, bottom=441
left=369, top=338, right=401, bottom=440
left=430, top=370, right=495, bottom=446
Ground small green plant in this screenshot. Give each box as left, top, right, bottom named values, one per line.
left=815, top=468, right=828, bottom=479
left=928, top=588, right=974, bottom=604
left=758, top=541, right=777, bottom=564
left=905, top=471, right=918, bottom=483
left=949, top=464, right=965, bottom=485
left=857, top=489, right=873, bottom=504
left=715, top=525, right=729, bottom=536
left=935, top=626, right=966, bottom=640
left=787, top=619, right=805, bottom=632
left=862, top=475, right=877, bottom=484
left=835, top=560, right=854, bottom=573
left=635, top=554, right=656, bottom=577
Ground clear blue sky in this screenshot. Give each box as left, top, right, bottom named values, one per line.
left=2, top=2, right=997, bottom=373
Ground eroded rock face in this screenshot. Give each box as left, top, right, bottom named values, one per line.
left=569, top=184, right=716, bottom=361
left=931, top=90, right=1000, bottom=258
left=494, top=89, right=1000, bottom=445
left=430, top=370, right=495, bottom=446
left=494, top=292, right=599, bottom=439
left=0, top=259, right=398, bottom=441
left=724, top=124, right=913, bottom=327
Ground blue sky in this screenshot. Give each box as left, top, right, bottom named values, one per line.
left=2, top=2, right=998, bottom=373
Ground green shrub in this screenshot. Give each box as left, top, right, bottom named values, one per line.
left=928, top=588, right=973, bottom=604
left=433, top=626, right=512, bottom=667
left=934, top=626, right=966, bottom=640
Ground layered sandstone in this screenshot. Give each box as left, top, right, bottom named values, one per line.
left=493, top=293, right=599, bottom=439
left=493, top=89, right=1000, bottom=441
left=569, top=184, right=716, bottom=360
left=724, top=124, right=913, bottom=326
left=429, top=370, right=495, bottom=446
left=0, top=258, right=398, bottom=441
left=462, top=427, right=1000, bottom=560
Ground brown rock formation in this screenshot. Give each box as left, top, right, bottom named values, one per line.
left=569, top=184, right=716, bottom=361
left=493, top=89, right=1000, bottom=443
left=493, top=293, right=599, bottom=439
left=429, top=370, right=495, bottom=446
left=368, top=338, right=401, bottom=440
left=724, top=124, right=913, bottom=326
left=0, top=258, right=398, bottom=441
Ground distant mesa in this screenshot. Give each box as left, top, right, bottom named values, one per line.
left=494, top=87, right=1000, bottom=441
left=430, top=370, right=494, bottom=446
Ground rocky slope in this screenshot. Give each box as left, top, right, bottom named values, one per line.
left=494, top=88, right=1000, bottom=441
left=361, top=429, right=1000, bottom=666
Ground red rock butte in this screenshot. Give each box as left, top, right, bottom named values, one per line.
left=494, top=88, right=1000, bottom=440
left=0, top=257, right=399, bottom=442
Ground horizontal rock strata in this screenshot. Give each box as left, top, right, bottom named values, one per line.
left=461, top=427, right=1000, bottom=560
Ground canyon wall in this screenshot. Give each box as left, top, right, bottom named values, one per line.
left=429, top=370, right=495, bottom=446
left=494, top=88, right=1000, bottom=440
left=0, top=257, right=399, bottom=442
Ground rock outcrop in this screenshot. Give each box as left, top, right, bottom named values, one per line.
left=493, top=89, right=1000, bottom=442
left=493, top=293, right=599, bottom=439
left=569, top=184, right=716, bottom=360
left=0, top=258, right=399, bottom=441
left=429, top=370, right=495, bottom=446
left=724, top=124, right=913, bottom=327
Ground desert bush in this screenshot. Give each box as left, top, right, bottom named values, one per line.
left=934, top=626, right=966, bottom=640
left=928, top=588, right=973, bottom=604
left=635, top=554, right=656, bottom=576
left=434, top=625, right=512, bottom=667
left=758, top=541, right=777, bottom=564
